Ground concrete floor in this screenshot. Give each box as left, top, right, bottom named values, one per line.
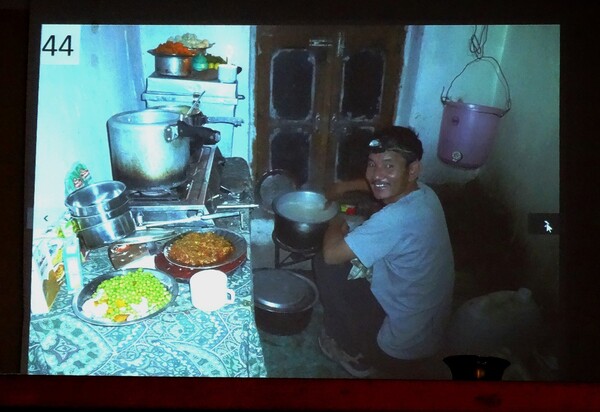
left=248, top=183, right=562, bottom=381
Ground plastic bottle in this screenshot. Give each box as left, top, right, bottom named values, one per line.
left=63, top=236, right=83, bottom=292
left=192, top=54, right=208, bottom=71
left=445, top=287, right=543, bottom=357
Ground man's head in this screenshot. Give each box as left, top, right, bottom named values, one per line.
left=366, top=126, right=423, bottom=204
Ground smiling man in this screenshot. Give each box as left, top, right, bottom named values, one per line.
left=314, top=126, right=455, bottom=379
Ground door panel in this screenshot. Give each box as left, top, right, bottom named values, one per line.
left=255, top=26, right=405, bottom=190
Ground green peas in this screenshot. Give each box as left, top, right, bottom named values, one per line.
left=92, top=268, right=171, bottom=322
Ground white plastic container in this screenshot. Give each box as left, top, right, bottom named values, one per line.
left=445, top=288, right=543, bottom=357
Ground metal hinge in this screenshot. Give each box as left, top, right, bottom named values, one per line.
left=309, top=38, right=333, bottom=47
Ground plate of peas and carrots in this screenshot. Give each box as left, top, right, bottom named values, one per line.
left=72, top=268, right=178, bottom=326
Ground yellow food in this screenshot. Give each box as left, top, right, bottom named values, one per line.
left=168, top=232, right=234, bottom=266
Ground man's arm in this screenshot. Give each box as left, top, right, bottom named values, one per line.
left=322, top=215, right=356, bottom=265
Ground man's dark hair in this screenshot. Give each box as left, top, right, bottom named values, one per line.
left=369, top=126, right=423, bottom=166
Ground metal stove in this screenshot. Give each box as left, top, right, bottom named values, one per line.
left=128, top=144, right=255, bottom=231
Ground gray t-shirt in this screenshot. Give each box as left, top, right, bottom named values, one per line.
left=345, top=182, right=454, bottom=359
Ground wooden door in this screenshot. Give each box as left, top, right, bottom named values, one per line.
left=254, top=25, right=406, bottom=190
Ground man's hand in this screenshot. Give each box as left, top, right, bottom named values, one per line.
left=322, top=215, right=355, bottom=265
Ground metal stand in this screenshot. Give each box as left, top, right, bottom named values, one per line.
left=272, top=232, right=318, bottom=271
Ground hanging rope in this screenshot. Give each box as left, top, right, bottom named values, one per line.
left=441, top=25, right=512, bottom=117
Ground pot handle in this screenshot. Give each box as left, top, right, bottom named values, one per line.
left=176, top=121, right=221, bottom=144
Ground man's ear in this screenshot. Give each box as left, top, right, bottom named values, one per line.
left=408, top=160, right=421, bottom=182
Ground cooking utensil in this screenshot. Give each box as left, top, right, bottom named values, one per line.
left=65, top=180, right=129, bottom=217
left=154, top=248, right=246, bottom=281
left=272, top=191, right=338, bottom=250
left=107, top=109, right=221, bottom=192
left=72, top=268, right=179, bottom=326
left=162, top=227, right=247, bottom=270
left=255, top=169, right=298, bottom=214
left=253, top=268, right=319, bottom=335
left=148, top=49, right=198, bottom=77
left=73, top=201, right=131, bottom=229
left=136, top=211, right=241, bottom=230
left=77, top=210, right=137, bottom=249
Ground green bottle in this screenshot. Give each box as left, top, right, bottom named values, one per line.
left=192, top=53, right=208, bottom=71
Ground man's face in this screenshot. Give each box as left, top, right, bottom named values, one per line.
left=365, top=150, right=419, bottom=204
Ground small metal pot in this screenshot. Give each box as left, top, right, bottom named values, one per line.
left=77, top=210, right=137, bottom=249
left=272, top=191, right=338, bottom=250
left=73, top=201, right=132, bottom=229
left=149, top=52, right=193, bottom=77
left=253, top=268, right=319, bottom=335
left=65, top=181, right=129, bottom=217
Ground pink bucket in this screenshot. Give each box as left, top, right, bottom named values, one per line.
left=437, top=100, right=505, bottom=169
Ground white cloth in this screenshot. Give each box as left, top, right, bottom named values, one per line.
left=345, top=182, right=455, bottom=360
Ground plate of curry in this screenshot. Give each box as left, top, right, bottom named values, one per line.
left=160, top=228, right=247, bottom=277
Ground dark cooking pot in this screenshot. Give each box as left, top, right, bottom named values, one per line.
left=107, top=109, right=221, bottom=192
left=272, top=191, right=338, bottom=250
left=253, top=268, right=319, bottom=335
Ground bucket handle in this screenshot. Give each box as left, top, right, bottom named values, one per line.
left=440, top=56, right=512, bottom=118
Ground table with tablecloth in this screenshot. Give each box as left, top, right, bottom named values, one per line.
left=27, top=228, right=267, bottom=378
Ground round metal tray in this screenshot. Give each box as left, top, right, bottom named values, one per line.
left=162, top=228, right=247, bottom=270
left=72, top=268, right=179, bottom=326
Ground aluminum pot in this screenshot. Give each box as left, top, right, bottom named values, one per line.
left=77, top=210, right=137, bottom=249
left=148, top=52, right=193, bottom=77
left=107, top=109, right=220, bottom=192
left=73, top=201, right=131, bottom=229
left=65, top=181, right=129, bottom=217
left=253, top=268, right=319, bottom=335
left=272, top=191, right=338, bottom=250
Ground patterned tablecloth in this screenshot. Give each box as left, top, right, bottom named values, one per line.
left=27, top=229, right=267, bottom=378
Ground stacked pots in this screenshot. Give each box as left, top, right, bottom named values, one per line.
left=65, top=181, right=136, bottom=249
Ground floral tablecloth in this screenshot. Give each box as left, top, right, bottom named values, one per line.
left=27, top=230, right=267, bottom=378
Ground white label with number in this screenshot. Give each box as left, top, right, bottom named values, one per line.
left=40, top=25, right=81, bottom=65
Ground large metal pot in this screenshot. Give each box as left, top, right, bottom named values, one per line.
left=272, top=191, right=338, bottom=250
left=107, top=109, right=220, bottom=192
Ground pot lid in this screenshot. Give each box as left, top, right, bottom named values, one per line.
left=255, top=169, right=297, bottom=214
left=253, top=268, right=318, bottom=313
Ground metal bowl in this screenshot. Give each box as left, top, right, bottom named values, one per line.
left=162, top=228, right=247, bottom=270
left=72, top=268, right=179, bottom=326
left=65, top=180, right=129, bottom=217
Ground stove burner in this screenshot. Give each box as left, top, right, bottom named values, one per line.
left=139, top=190, right=174, bottom=197
left=129, top=182, right=190, bottom=202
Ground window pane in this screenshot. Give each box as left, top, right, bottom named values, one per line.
left=341, top=49, right=384, bottom=119
left=271, top=49, right=314, bottom=120
left=271, top=129, right=311, bottom=185
left=336, top=127, right=374, bottom=181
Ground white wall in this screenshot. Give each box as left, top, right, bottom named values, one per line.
left=479, top=25, right=560, bottom=310
left=33, top=25, right=146, bottom=233
left=397, top=25, right=510, bottom=184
